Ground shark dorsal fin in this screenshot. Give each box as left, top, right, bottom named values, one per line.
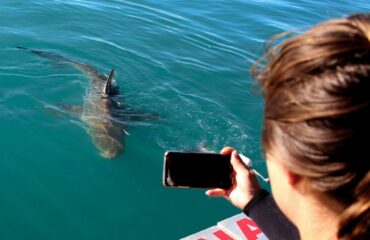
left=104, top=68, right=115, bottom=95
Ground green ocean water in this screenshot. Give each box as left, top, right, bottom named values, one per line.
left=0, top=1, right=369, bottom=239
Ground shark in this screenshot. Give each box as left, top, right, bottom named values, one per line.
left=18, top=46, right=154, bottom=159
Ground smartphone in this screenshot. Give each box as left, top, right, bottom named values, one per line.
left=163, top=151, right=233, bottom=189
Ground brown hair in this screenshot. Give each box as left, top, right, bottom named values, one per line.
left=252, top=14, right=370, bottom=239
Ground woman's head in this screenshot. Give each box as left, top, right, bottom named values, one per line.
left=253, top=13, right=370, bottom=239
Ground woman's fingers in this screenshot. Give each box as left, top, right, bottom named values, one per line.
left=221, top=147, right=250, bottom=172
left=206, top=147, right=262, bottom=209
left=206, top=188, right=227, bottom=197
left=231, top=150, right=250, bottom=172
left=221, top=146, right=234, bottom=155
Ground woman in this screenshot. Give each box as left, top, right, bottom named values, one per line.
left=207, top=13, right=369, bottom=240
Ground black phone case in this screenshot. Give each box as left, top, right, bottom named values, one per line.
left=163, top=151, right=232, bottom=189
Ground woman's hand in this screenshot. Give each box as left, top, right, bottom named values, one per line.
left=206, top=146, right=262, bottom=209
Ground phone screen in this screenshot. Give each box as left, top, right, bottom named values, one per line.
left=163, top=151, right=232, bottom=189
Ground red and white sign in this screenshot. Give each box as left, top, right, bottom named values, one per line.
left=182, top=213, right=268, bottom=240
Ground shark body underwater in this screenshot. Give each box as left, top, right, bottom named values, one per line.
left=18, top=46, right=155, bottom=159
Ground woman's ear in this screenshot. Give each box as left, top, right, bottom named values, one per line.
left=283, top=167, right=309, bottom=195
left=286, top=168, right=302, bottom=187
left=270, top=158, right=302, bottom=187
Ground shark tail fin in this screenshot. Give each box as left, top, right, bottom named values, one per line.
left=17, top=46, right=28, bottom=50
left=17, top=46, right=71, bottom=64
left=104, top=68, right=118, bottom=95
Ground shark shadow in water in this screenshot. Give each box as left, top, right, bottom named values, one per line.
left=18, top=46, right=158, bottom=159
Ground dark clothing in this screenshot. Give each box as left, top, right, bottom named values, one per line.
left=243, top=190, right=300, bottom=240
